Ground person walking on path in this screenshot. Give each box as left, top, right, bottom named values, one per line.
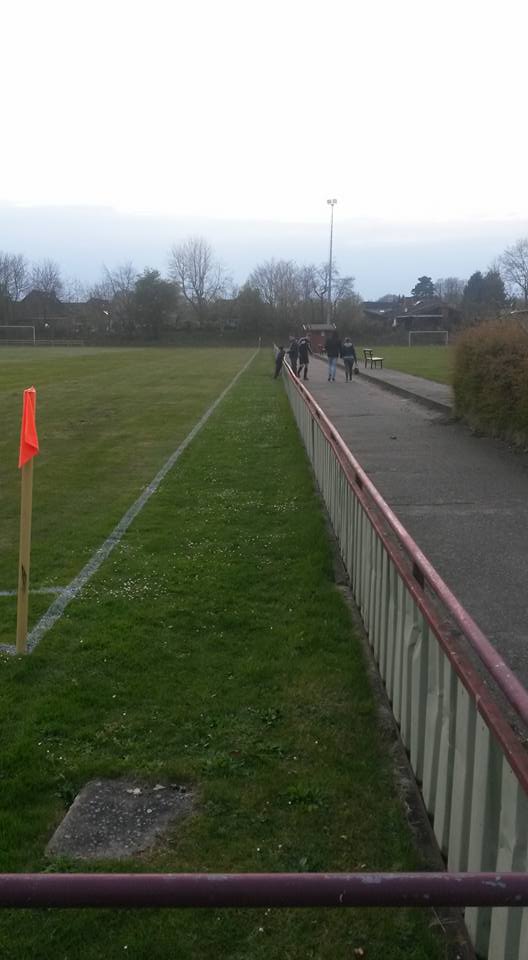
left=341, top=337, right=358, bottom=381
left=325, top=330, right=342, bottom=382
left=274, top=346, right=285, bottom=378
left=297, top=337, right=312, bottom=381
left=288, top=337, right=299, bottom=375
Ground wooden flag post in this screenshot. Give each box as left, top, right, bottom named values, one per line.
left=15, top=387, right=39, bottom=655
left=16, top=458, right=34, bottom=654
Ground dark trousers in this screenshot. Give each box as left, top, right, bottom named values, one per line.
left=298, top=362, right=308, bottom=380
left=274, top=358, right=283, bottom=378
left=344, top=358, right=354, bottom=380
left=289, top=356, right=298, bottom=375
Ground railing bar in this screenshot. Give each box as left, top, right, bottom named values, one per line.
left=1, top=872, right=528, bottom=909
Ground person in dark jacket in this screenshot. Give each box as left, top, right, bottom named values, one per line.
left=297, top=337, right=312, bottom=380
left=325, top=331, right=342, bottom=381
left=341, top=337, right=358, bottom=381
left=288, top=337, right=299, bottom=375
left=274, top=346, right=285, bottom=378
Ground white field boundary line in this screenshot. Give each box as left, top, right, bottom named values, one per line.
left=0, top=350, right=258, bottom=657
left=0, top=588, right=65, bottom=597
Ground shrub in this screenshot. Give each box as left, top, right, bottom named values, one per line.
left=454, top=320, right=528, bottom=444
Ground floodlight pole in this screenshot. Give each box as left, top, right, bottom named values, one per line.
left=327, top=199, right=337, bottom=326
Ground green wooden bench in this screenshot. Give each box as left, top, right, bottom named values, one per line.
left=363, top=348, right=384, bottom=369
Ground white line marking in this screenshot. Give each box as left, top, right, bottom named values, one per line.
left=0, top=351, right=258, bottom=656
left=0, top=587, right=65, bottom=597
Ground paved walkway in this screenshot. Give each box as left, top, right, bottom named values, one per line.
left=359, top=364, right=452, bottom=413
left=304, top=356, right=528, bottom=689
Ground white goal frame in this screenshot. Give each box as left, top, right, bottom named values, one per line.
left=0, top=325, right=36, bottom=345
left=408, top=329, right=449, bottom=347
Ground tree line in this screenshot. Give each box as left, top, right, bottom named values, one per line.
left=1, top=234, right=528, bottom=342
left=411, top=237, right=528, bottom=320
left=0, top=239, right=361, bottom=341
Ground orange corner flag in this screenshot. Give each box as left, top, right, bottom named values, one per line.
left=18, top=387, right=39, bottom=469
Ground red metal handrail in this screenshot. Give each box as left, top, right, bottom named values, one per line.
left=1, top=872, right=527, bottom=909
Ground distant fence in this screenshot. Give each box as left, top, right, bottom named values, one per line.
left=282, top=361, right=528, bottom=960
left=0, top=339, right=84, bottom=347
left=34, top=339, right=85, bottom=347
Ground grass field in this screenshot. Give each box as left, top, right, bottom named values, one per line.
left=0, top=348, right=444, bottom=958
left=361, top=345, right=454, bottom=384
left=0, top=347, right=253, bottom=647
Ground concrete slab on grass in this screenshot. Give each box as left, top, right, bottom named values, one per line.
left=46, top=779, right=193, bottom=860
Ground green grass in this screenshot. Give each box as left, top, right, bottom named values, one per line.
left=0, top=349, right=444, bottom=958
left=361, top=345, right=454, bottom=384
left=0, top=346, right=253, bottom=645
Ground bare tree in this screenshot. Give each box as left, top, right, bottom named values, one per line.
left=500, top=238, right=528, bottom=304
left=0, top=252, right=30, bottom=301
left=102, top=262, right=136, bottom=299
left=298, top=262, right=356, bottom=322
left=0, top=252, right=30, bottom=323
left=91, top=262, right=137, bottom=334
left=62, top=276, right=87, bottom=302
left=248, top=259, right=282, bottom=308
left=31, top=258, right=63, bottom=297
left=247, top=258, right=357, bottom=331
left=332, top=273, right=356, bottom=304
left=248, top=258, right=302, bottom=330
left=168, top=237, right=227, bottom=319
left=301, top=263, right=328, bottom=319
left=435, top=277, right=466, bottom=304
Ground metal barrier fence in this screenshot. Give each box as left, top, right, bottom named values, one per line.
left=282, top=363, right=528, bottom=960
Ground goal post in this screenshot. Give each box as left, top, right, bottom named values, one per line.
left=408, top=329, right=449, bottom=347
left=0, top=325, right=36, bottom=346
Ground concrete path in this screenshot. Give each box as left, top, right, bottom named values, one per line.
left=359, top=364, right=453, bottom=413
left=303, top=356, right=528, bottom=689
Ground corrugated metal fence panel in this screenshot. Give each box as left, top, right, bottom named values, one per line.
left=465, top=719, right=503, bottom=956
left=448, top=680, right=477, bottom=873
left=428, top=649, right=457, bottom=857
left=488, top=762, right=528, bottom=959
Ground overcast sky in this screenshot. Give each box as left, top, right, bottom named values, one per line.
left=2, top=0, right=528, bottom=295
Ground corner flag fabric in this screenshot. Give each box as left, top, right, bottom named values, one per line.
left=18, top=387, right=39, bottom=469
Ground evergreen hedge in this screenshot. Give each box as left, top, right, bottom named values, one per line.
left=454, top=320, right=528, bottom=444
